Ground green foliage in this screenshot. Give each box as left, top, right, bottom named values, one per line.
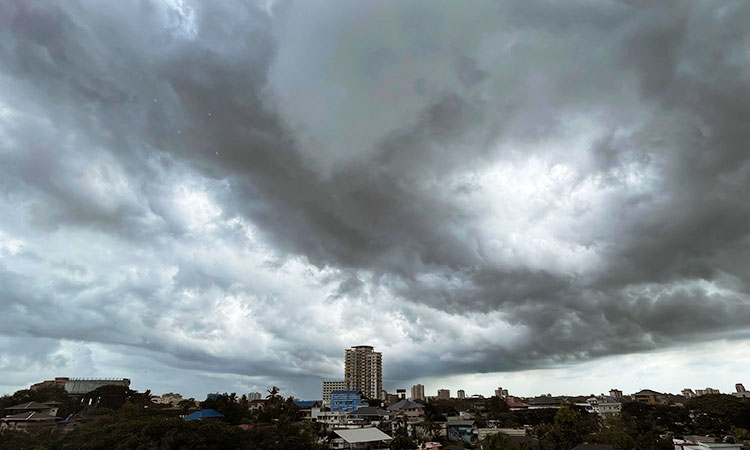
left=535, top=407, right=597, bottom=450
left=686, top=394, right=750, bottom=435
left=479, top=432, right=517, bottom=450
left=1, top=416, right=327, bottom=450
left=594, top=415, right=672, bottom=450
left=80, top=385, right=152, bottom=414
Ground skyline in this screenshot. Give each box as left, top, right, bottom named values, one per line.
left=1, top=0, right=750, bottom=401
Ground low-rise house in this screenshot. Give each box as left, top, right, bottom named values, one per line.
left=386, top=399, right=424, bottom=418
left=348, top=406, right=389, bottom=426
left=0, top=411, right=59, bottom=432
left=182, top=409, right=224, bottom=421
left=328, top=427, right=392, bottom=449
left=5, top=401, right=61, bottom=417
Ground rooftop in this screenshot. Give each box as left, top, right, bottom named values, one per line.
left=333, top=427, right=392, bottom=444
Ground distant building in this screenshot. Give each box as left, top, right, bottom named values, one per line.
left=495, top=387, right=509, bottom=398
left=153, top=393, right=184, bottom=407
left=437, top=389, right=450, bottom=400
left=323, top=381, right=347, bottom=407
left=396, top=389, right=406, bottom=400
left=248, top=392, right=262, bottom=401
left=682, top=389, right=696, bottom=399
left=30, top=377, right=70, bottom=391
left=457, top=389, right=466, bottom=399
left=411, top=384, right=425, bottom=401
left=695, top=387, right=720, bottom=396
left=733, top=383, right=749, bottom=399
left=633, top=389, right=666, bottom=405
left=64, top=378, right=131, bottom=395
left=575, top=397, right=621, bottom=417
left=345, top=346, right=382, bottom=400
left=330, top=390, right=365, bottom=413
left=608, top=389, right=623, bottom=399
left=387, top=399, right=425, bottom=418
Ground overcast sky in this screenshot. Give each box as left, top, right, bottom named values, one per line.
left=1, top=0, right=750, bottom=401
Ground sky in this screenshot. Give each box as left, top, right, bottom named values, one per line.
left=1, top=0, right=749, bottom=401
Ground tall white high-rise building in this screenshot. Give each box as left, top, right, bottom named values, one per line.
left=322, top=380, right=347, bottom=406
left=344, top=345, right=383, bottom=400
left=248, top=392, right=262, bottom=401
left=457, top=389, right=466, bottom=399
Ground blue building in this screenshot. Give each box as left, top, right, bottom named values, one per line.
left=330, top=390, right=366, bottom=412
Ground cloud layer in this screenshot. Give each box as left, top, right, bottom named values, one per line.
left=1, top=0, right=749, bottom=398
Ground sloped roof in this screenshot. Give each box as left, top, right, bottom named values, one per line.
left=334, top=427, right=392, bottom=443
left=387, top=399, right=424, bottom=411
left=294, top=400, right=320, bottom=408
left=183, top=409, right=224, bottom=421
left=350, top=406, right=388, bottom=416
left=2, top=411, right=58, bottom=421
left=5, top=402, right=52, bottom=411
left=634, top=389, right=662, bottom=396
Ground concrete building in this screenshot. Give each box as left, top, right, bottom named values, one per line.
left=575, top=397, right=622, bottom=417
left=695, top=387, right=720, bottom=396
left=733, top=383, right=749, bottom=399
left=323, top=381, right=347, bottom=407
left=682, top=389, right=696, bottom=399
left=248, top=392, right=263, bottom=401
left=411, top=384, right=425, bottom=401
left=457, top=389, right=466, bottom=399
left=437, top=389, right=450, bottom=400
left=64, top=378, right=131, bottom=395
left=396, top=389, right=406, bottom=400
left=30, top=377, right=70, bottom=391
left=344, top=346, right=382, bottom=400
left=633, top=389, right=666, bottom=405
left=609, top=389, right=623, bottom=399
left=495, top=387, right=509, bottom=398
left=331, top=390, right=365, bottom=413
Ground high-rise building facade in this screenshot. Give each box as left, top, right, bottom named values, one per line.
left=323, top=380, right=347, bottom=406
left=457, top=389, right=466, bottom=399
left=344, top=345, right=382, bottom=400
left=495, top=387, right=509, bottom=398
left=411, top=384, right=425, bottom=401
left=437, top=389, right=450, bottom=400
left=248, top=392, right=263, bottom=401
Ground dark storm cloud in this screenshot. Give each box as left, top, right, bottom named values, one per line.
left=1, top=0, right=750, bottom=395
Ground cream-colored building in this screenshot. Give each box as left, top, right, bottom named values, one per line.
left=345, top=345, right=382, bottom=400
left=323, top=380, right=347, bottom=407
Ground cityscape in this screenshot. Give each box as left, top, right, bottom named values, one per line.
left=2, top=344, right=750, bottom=449
left=2, top=0, right=750, bottom=449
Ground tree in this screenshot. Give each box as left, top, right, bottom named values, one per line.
left=479, top=432, right=517, bottom=450
left=536, top=407, right=597, bottom=450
